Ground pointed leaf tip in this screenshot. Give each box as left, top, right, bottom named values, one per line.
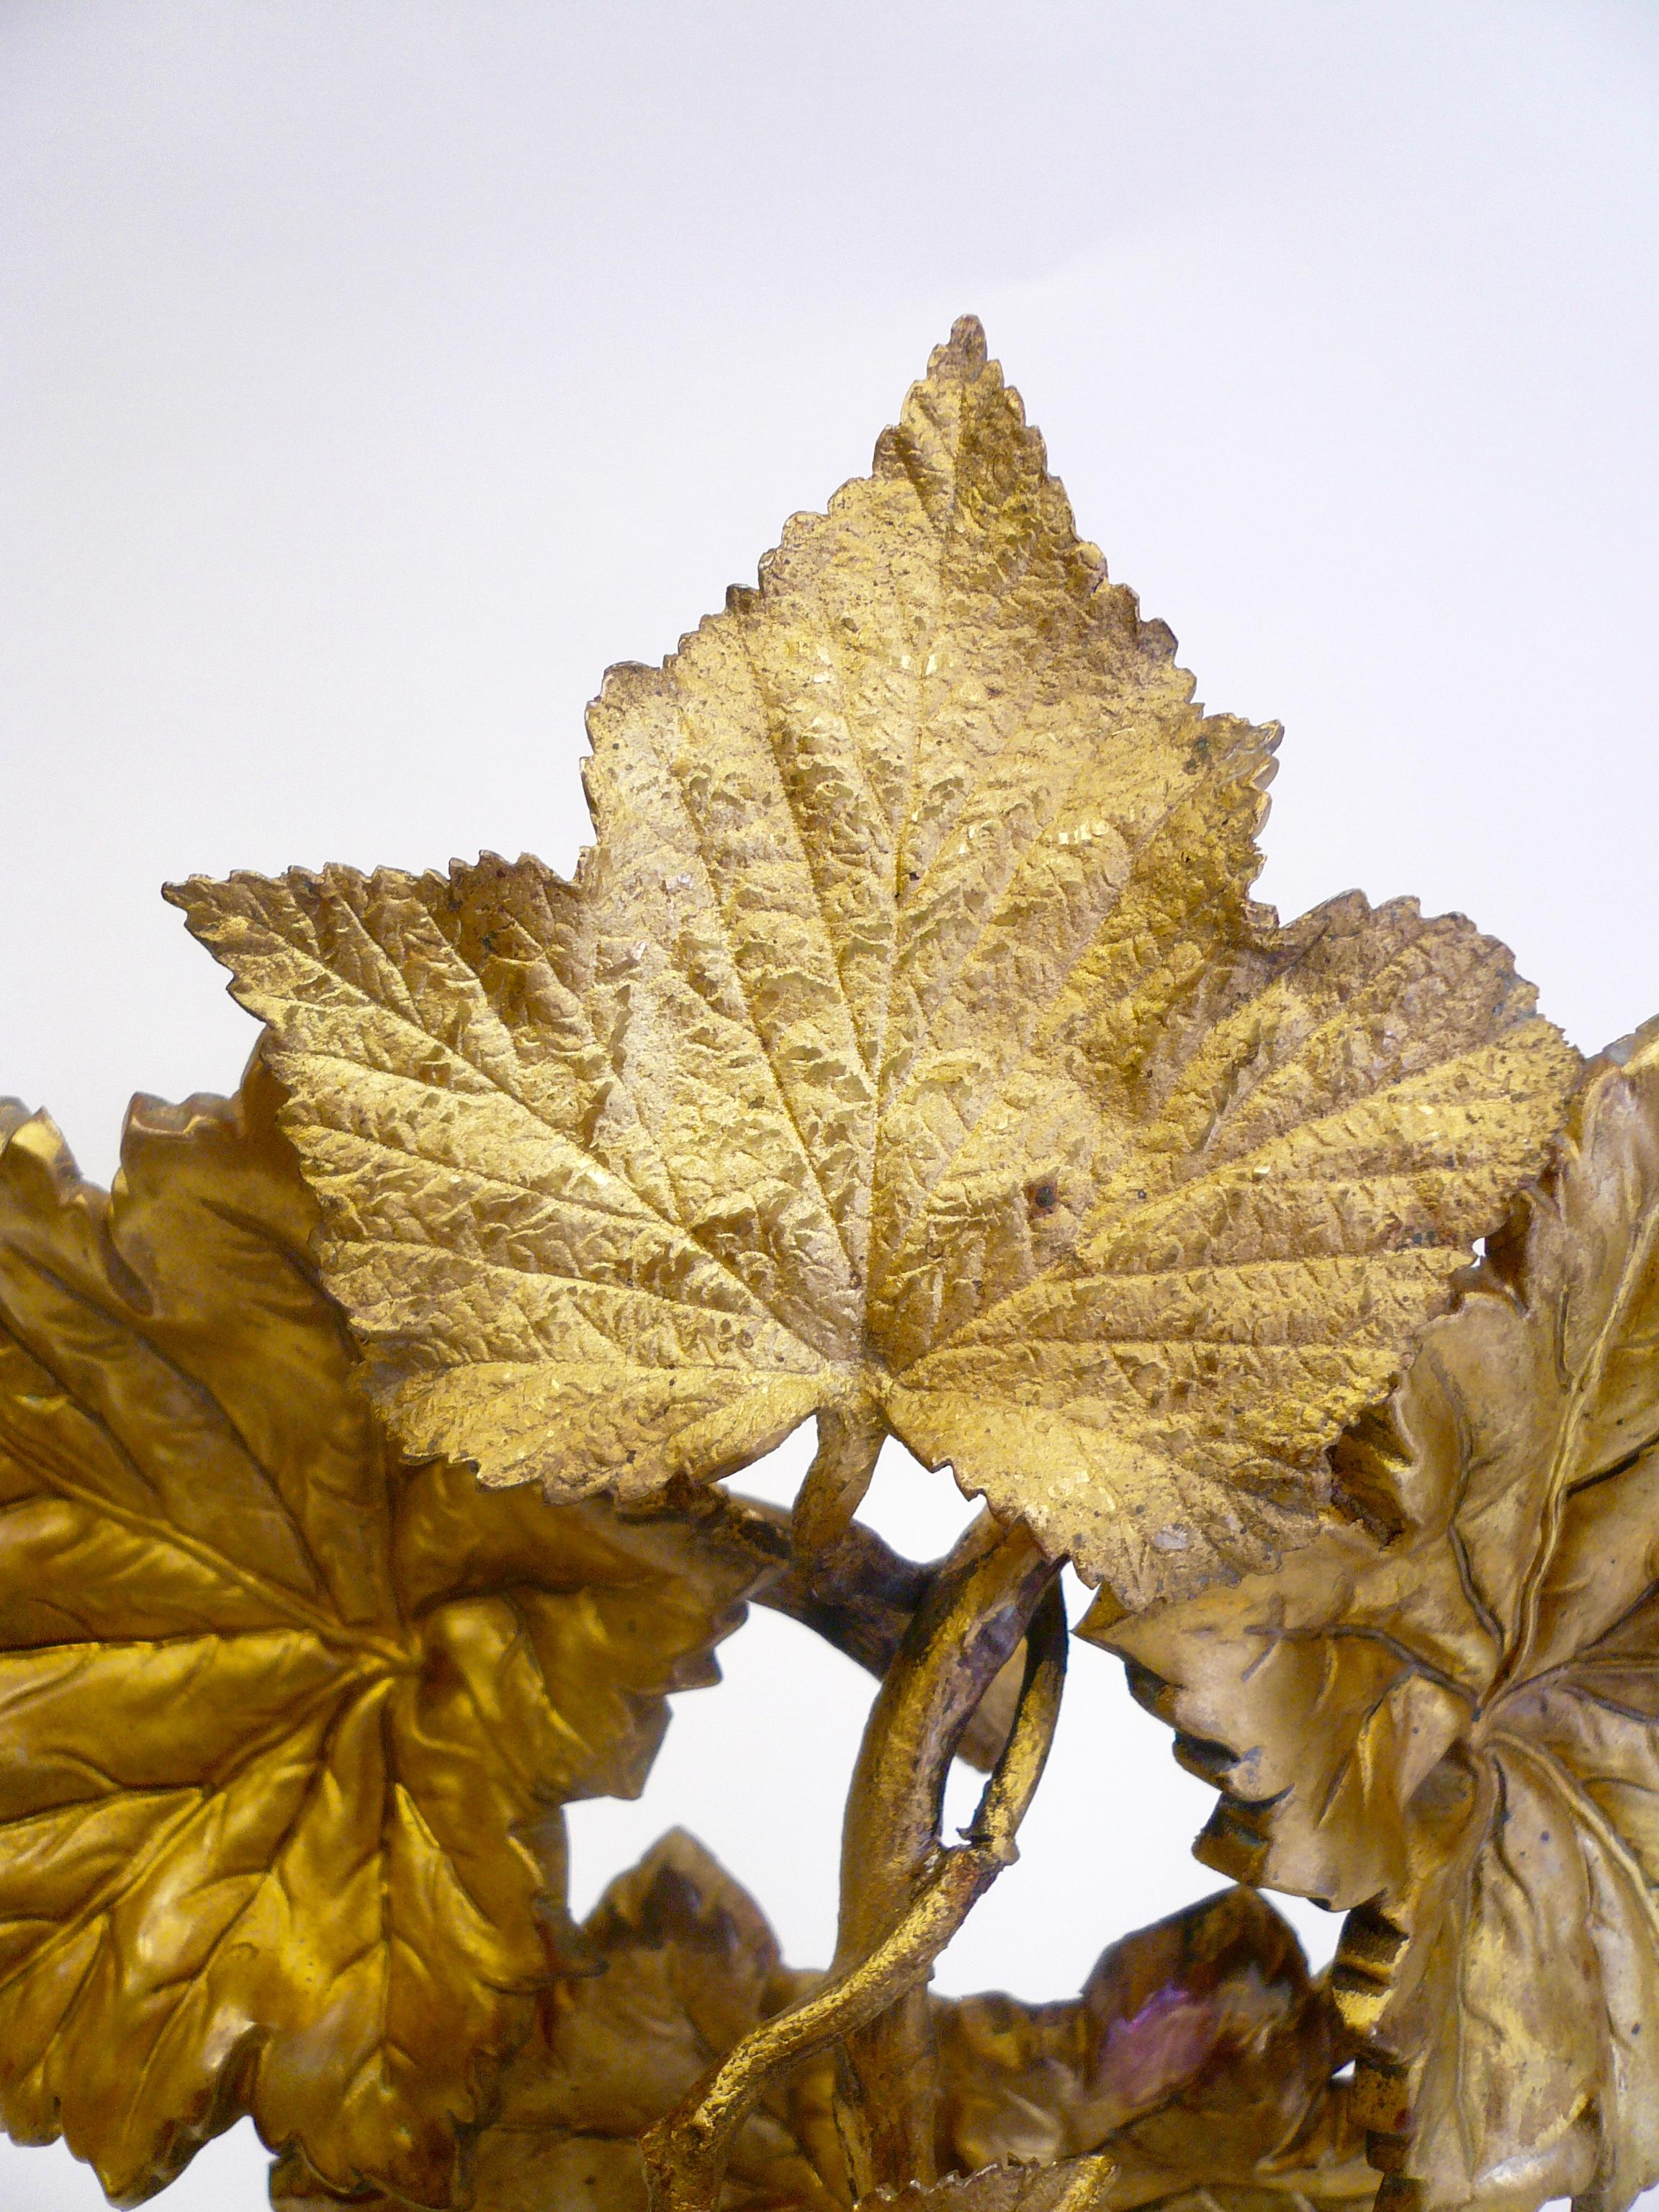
left=178, top=329, right=1580, bottom=1613
left=938, top=313, right=990, bottom=372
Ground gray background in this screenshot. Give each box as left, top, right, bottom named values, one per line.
left=3, top=1, right=1657, bottom=2202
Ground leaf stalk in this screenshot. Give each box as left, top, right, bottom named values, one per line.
left=637, top=1515, right=1066, bottom=2212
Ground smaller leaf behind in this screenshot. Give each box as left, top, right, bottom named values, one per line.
left=0, top=1064, right=762, bottom=2205
left=273, top=1849, right=1370, bottom=2212
left=934, top=1885, right=1369, bottom=2206
left=273, top=1828, right=845, bottom=2212
left=1098, top=1025, right=1659, bottom=2211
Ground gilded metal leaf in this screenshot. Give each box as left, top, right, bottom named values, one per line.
left=1100, top=1028, right=1659, bottom=2208
left=272, top=1845, right=1368, bottom=2212
left=934, top=1886, right=1371, bottom=2210
left=171, top=316, right=1575, bottom=1607
left=0, top=1067, right=760, bottom=2204
left=273, top=1828, right=846, bottom=2212
left=938, top=1884, right=1362, bottom=2194
left=478, top=1828, right=845, bottom=2212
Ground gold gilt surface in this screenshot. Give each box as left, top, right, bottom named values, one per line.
left=171, top=318, right=1575, bottom=1610
left=1, top=320, right=1650, bottom=2212
left=0, top=1064, right=763, bottom=2205
left=1105, top=1026, right=1659, bottom=2207
left=271, top=1833, right=1371, bottom=2212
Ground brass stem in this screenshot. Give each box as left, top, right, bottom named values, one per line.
left=711, top=1491, right=1028, bottom=1773
left=637, top=1517, right=1066, bottom=2212
left=835, top=1514, right=1058, bottom=2195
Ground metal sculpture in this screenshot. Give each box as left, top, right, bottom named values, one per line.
left=1, top=320, right=1640, bottom=2212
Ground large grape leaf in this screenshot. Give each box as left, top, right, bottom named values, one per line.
left=274, top=1841, right=1370, bottom=2212
left=0, top=1064, right=760, bottom=2206
left=1100, top=1028, right=1659, bottom=2210
left=171, top=317, right=1575, bottom=1606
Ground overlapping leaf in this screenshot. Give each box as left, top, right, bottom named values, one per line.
left=0, top=1066, right=760, bottom=2205
left=935, top=1885, right=1371, bottom=2212
left=172, top=316, right=1575, bottom=1606
left=272, top=1829, right=846, bottom=2212
left=1100, top=1028, right=1659, bottom=2209
left=274, top=1839, right=1370, bottom=2212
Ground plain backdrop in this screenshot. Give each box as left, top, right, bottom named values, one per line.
left=3, top=2, right=1658, bottom=2203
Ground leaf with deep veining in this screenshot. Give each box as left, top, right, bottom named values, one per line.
left=273, top=1828, right=846, bottom=2212
left=173, top=318, right=1575, bottom=1607
left=0, top=1066, right=760, bottom=2204
left=1102, top=1026, right=1659, bottom=2210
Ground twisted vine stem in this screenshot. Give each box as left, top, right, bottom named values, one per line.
left=638, top=1514, right=1066, bottom=2212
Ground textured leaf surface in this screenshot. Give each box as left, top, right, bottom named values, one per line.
left=0, top=1069, right=758, bottom=2205
left=1101, top=1030, right=1659, bottom=2210
left=274, top=1844, right=1370, bottom=2212
left=172, top=319, right=1575, bottom=1604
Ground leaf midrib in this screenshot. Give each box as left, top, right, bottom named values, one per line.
left=1498, top=1169, right=1659, bottom=1695
left=0, top=1372, right=406, bottom=1669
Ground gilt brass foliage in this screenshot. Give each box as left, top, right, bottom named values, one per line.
left=5, top=318, right=1640, bottom=2212
left=1102, top=1030, right=1659, bottom=2208
left=935, top=1883, right=1368, bottom=2202
left=273, top=1837, right=1368, bottom=2212
left=0, top=1067, right=760, bottom=2203
left=274, top=1829, right=845, bottom=2212
left=171, top=318, right=1574, bottom=1609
